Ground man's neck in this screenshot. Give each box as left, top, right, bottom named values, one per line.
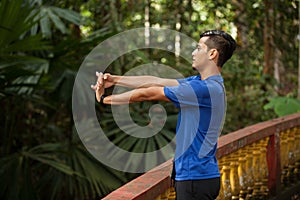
left=199, top=66, right=221, bottom=80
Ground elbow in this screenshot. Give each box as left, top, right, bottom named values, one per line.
left=136, top=90, right=150, bottom=102
left=130, top=87, right=166, bottom=103
left=131, top=88, right=153, bottom=102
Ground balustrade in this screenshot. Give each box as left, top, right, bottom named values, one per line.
left=103, top=113, right=300, bottom=200
left=217, top=137, right=271, bottom=199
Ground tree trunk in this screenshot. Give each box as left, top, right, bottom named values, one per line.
left=232, top=0, right=249, bottom=49
left=298, top=0, right=300, bottom=99
left=273, top=48, right=281, bottom=93
left=110, top=0, right=122, bottom=32
left=263, top=0, right=275, bottom=76
left=144, top=0, right=150, bottom=46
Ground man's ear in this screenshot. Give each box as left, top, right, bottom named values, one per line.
left=209, top=49, right=218, bottom=59
left=208, top=49, right=219, bottom=60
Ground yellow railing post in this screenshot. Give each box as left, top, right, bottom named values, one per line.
left=102, top=113, right=300, bottom=200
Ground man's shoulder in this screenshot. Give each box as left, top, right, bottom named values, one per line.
left=177, top=75, right=200, bottom=83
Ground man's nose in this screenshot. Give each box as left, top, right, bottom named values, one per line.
left=192, top=49, right=197, bottom=56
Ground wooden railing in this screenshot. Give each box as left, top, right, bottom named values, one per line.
left=102, top=113, right=300, bottom=200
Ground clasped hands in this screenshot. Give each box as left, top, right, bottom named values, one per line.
left=90, top=72, right=112, bottom=102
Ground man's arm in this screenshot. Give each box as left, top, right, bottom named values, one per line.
left=102, top=86, right=170, bottom=105
left=104, top=74, right=179, bottom=89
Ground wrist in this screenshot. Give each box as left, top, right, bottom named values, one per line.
left=100, top=94, right=107, bottom=104
left=112, top=75, right=119, bottom=85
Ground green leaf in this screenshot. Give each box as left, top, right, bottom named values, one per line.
left=23, top=151, right=82, bottom=177
left=51, top=6, right=83, bottom=25
left=3, top=34, right=50, bottom=52
left=47, top=8, right=67, bottom=34
left=40, top=8, right=51, bottom=38
left=264, top=97, right=300, bottom=117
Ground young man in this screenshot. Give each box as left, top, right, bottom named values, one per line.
left=91, top=30, right=236, bottom=200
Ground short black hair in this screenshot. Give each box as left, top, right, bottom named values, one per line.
left=200, top=30, right=236, bottom=67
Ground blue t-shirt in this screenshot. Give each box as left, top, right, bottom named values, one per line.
left=164, top=75, right=225, bottom=180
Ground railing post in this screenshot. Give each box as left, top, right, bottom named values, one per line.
left=267, top=132, right=281, bottom=196
left=103, top=113, right=300, bottom=200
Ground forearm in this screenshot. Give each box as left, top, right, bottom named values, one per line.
left=102, top=90, right=136, bottom=105
left=102, top=87, right=170, bottom=105
left=111, top=75, right=178, bottom=88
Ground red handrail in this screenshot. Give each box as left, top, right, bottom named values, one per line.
left=216, top=113, right=300, bottom=195
left=102, top=112, right=300, bottom=199
left=102, top=159, right=173, bottom=200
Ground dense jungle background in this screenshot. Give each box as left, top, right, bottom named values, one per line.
left=0, top=0, right=299, bottom=199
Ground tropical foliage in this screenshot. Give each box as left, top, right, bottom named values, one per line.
left=264, top=96, right=300, bottom=117
left=0, top=0, right=299, bottom=199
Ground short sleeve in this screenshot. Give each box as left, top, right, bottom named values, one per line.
left=177, top=75, right=200, bottom=84
left=164, top=80, right=210, bottom=108
left=164, top=86, right=180, bottom=108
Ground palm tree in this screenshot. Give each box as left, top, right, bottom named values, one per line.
left=0, top=0, right=127, bottom=199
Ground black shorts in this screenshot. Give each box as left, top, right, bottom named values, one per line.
left=174, top=177, right=220, bottom=200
